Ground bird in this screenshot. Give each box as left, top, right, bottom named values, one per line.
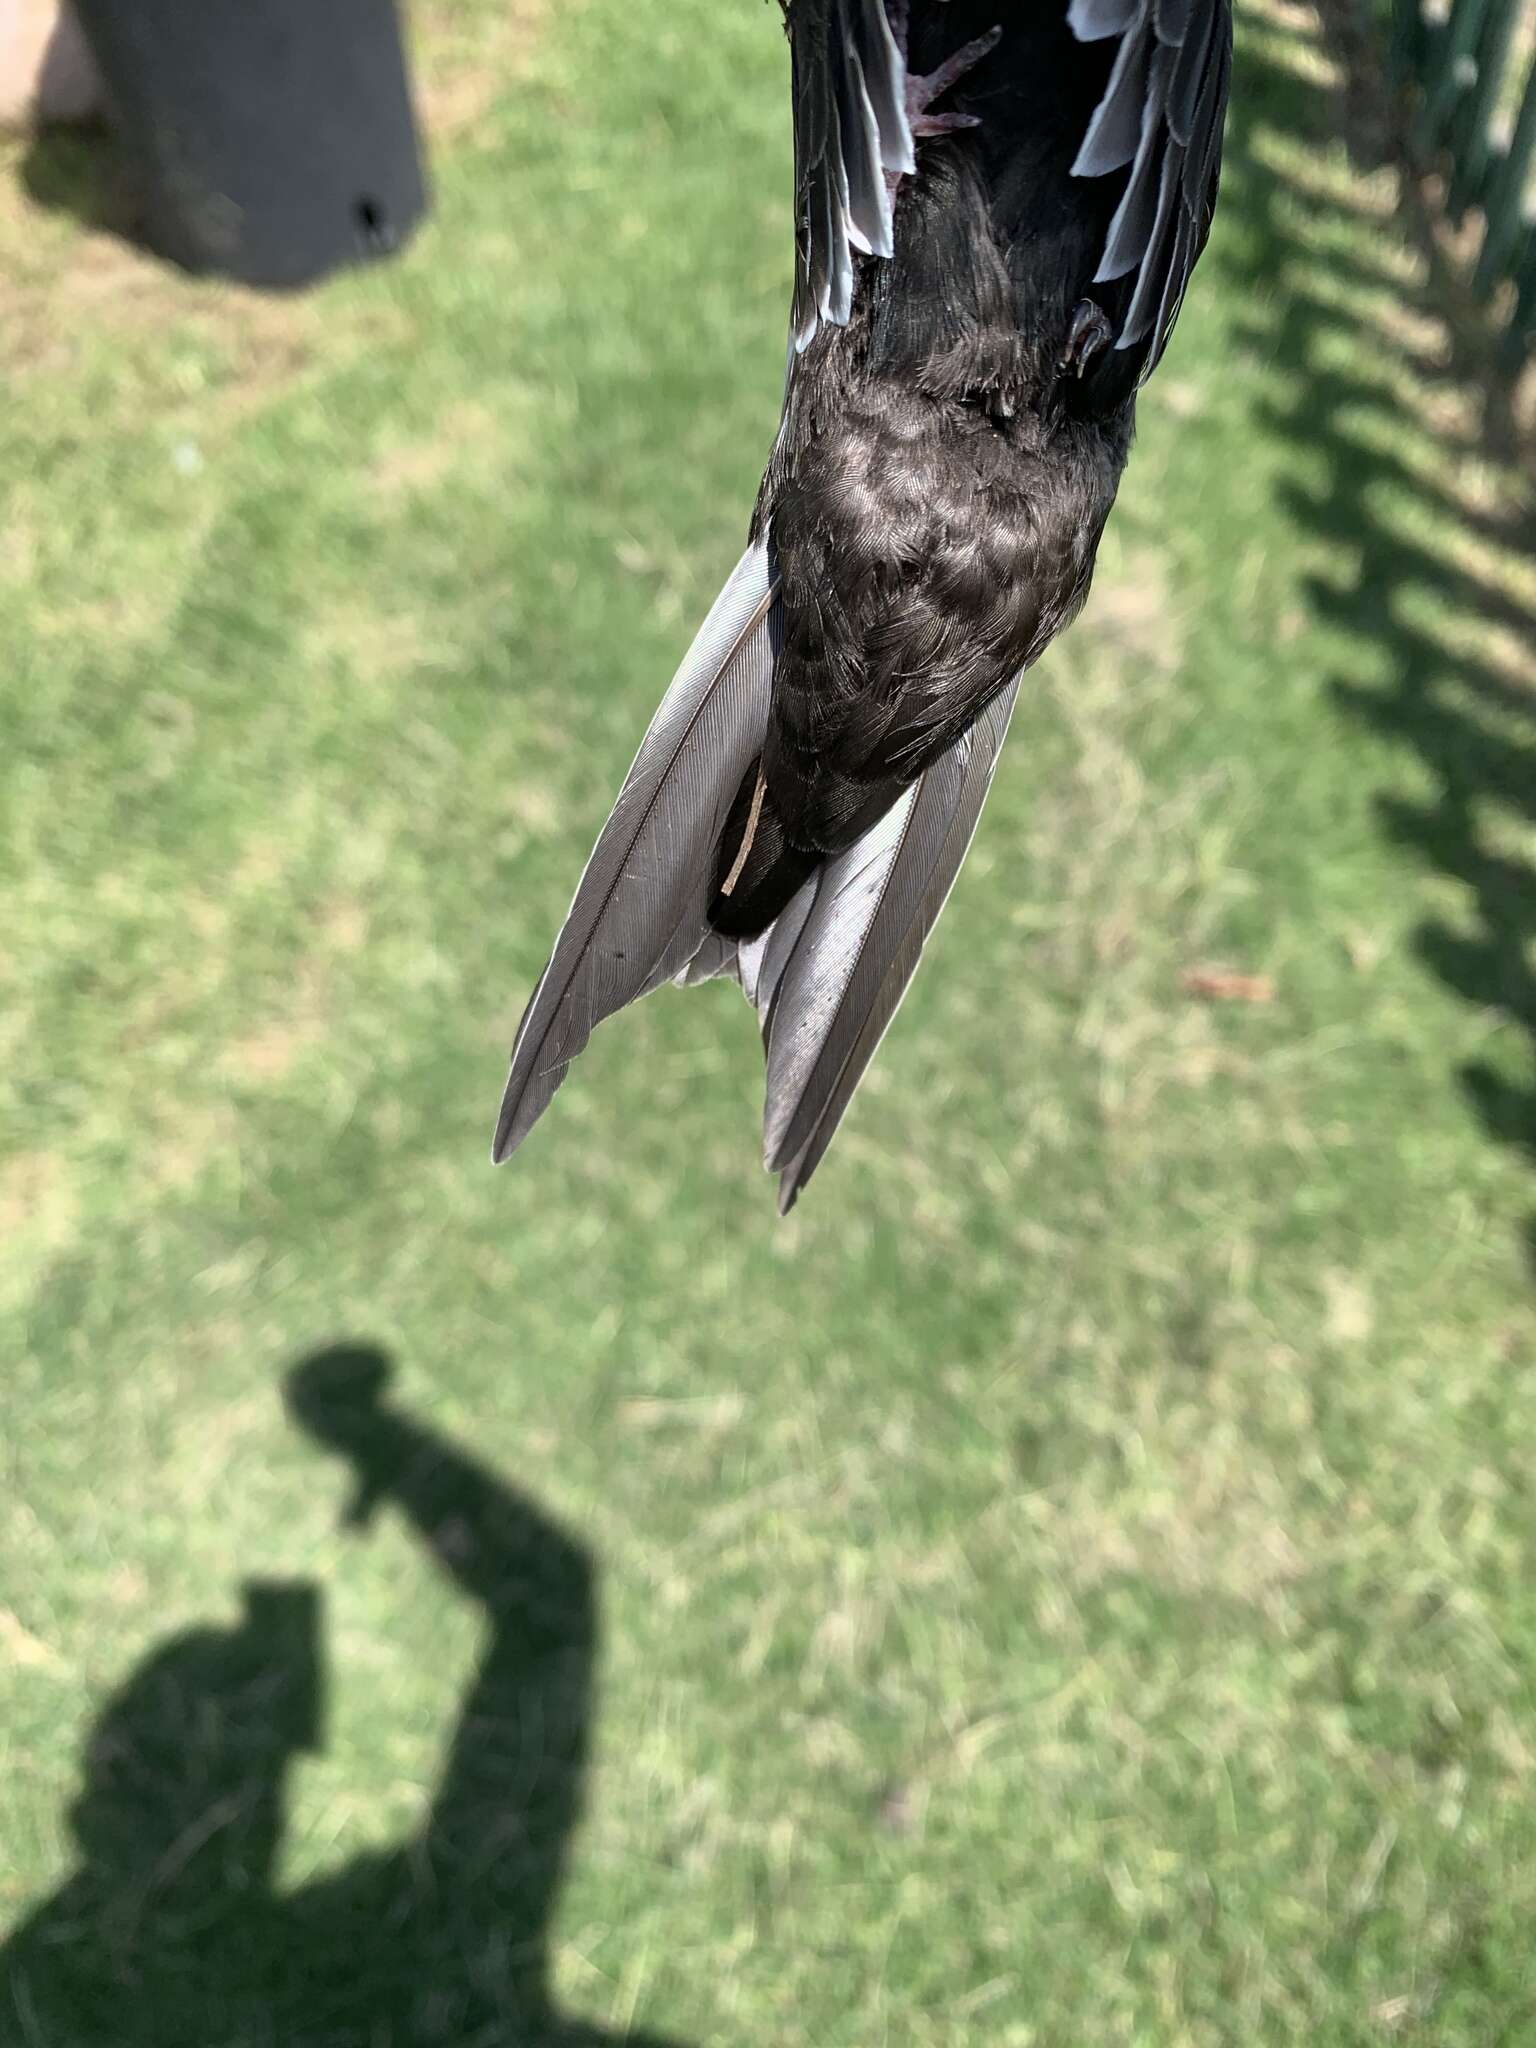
left=493, top=0, right=1233, bottom=1211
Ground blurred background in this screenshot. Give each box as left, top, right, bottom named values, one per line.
left=2, top=0, right=1535, bottom=2040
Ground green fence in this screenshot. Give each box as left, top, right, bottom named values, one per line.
left=1389, top=0, right=1536, bottom=369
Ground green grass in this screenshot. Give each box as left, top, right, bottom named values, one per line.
left=4, top=1, right=1536, bottom=2041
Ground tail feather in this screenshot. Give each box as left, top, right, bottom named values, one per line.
left=675, top=677, right=1020, bottom=1211
left=492, top=541, right=777, bottom=1163
left=676, top=873, right=817, bottom=1017
left=762, top=677, right=1023, bottom=1213
left=494, top=543, right=1023, bottom=1208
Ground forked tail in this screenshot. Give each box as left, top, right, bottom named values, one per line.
left=493, top=538, right=1021, bottom=1208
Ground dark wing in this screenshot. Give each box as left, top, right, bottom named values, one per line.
left=785, top=0, right=914, bottom=350
left=1069, top=0, right=1232, bottom=387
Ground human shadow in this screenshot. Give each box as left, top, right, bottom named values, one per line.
left=1220, top=14, right=1536, bottom=1268
left=0, top=1345, right=684, bottom=2047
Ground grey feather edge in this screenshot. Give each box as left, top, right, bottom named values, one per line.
left=492, top=541, right=778, bottom=1163
left=792, top=0, right=913, bottom=349
left=762, top=676, right=1023, bottom=1212
left=1068, top=0, right=1230, bottom=373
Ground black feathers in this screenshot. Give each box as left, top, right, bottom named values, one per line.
left=1069, top=0, right=1232, bottom=387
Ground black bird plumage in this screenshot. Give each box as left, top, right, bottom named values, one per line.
left=494, top=0, right=1232, bottom=1208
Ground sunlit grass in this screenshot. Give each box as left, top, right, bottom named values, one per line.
left=3, top=1, right=1536, bottom=2041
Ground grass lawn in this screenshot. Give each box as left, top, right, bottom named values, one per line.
left=4, top=0, right=1536, bottom=2040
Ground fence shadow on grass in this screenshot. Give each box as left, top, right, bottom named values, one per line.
left=1225, top=4, right=1536, bottom=1272
left=0, top=1345, right=684, bottom=2047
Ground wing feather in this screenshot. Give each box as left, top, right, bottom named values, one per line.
left=1068, top=0, right=1142, bottom=39
left=1168, top=0, right=1219, bottom=140
left=1071, top=0, right=1232, bottom=384
left=1119, top=133, right=1186, bottom=345
left=789, top=0, right=912, bottom=349
left=1073, top=15, right=1156, bottom=179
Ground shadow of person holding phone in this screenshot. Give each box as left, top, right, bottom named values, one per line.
left=0, top=1345, right=683, bottom=2047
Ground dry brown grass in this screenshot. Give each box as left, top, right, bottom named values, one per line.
left=414, top=0, right=548, bottom=142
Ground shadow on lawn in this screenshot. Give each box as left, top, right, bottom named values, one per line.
left=0, top=1346, right=683, bottom=2048
left=19, top=120, right=151, bottom=254
left=1227, top=11, right=1536, bottom=1269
